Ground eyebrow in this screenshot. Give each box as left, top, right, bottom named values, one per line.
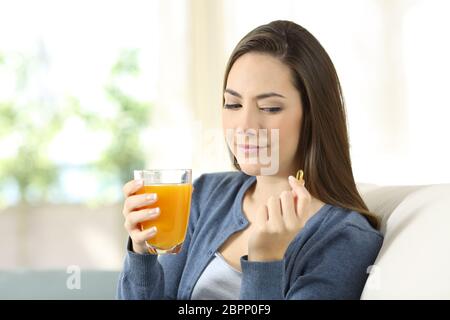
left=224, top=88, right=286, bottom=100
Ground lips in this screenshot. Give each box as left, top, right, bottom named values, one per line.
left=236, top=144, right=267, bottom=150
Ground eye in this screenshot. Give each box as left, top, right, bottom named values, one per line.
left=259, top=106, right=282, bottom=113
left=223, top=104, right=242, bottom=110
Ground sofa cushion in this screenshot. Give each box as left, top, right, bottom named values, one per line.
left=357, top=183, right=450, bottom=299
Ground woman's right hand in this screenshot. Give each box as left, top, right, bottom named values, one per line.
left=122, top=179, right=160, bottom=255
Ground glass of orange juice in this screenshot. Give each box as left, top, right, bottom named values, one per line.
left=133, top=169, right=192, bottom=254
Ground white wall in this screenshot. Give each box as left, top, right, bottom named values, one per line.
left=154, top=0, right=450, bottom=185
left=0, top=204, right=125, bottom=269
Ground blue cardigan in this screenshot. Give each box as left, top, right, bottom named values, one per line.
left=117, top=171, right=383, bottom=300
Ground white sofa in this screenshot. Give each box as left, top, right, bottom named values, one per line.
left=357, top=183, right=450, bottom=299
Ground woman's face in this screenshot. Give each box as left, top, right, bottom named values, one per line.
left=222, top=52, right=303, bottom=176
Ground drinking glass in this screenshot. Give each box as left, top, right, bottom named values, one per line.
left=134, top=169, right=192, bottom=254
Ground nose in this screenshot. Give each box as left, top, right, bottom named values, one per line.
left=233, top=103, right=262, bottom=147
left=235, top=102, right=260, bottom=135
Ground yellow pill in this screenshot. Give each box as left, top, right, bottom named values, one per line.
left=296, top=169, right=304, bottom=181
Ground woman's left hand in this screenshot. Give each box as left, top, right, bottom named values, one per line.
left=248, top=175, right=315, bottom=262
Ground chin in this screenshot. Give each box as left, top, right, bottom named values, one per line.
left=235, top=154, right=285, bottom=176
left=237, top=161, right=280, bottom=176
left=238, top=165, right=262, bottom=177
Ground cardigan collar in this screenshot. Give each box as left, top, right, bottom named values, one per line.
left=231, top=173, right=257, bottom=226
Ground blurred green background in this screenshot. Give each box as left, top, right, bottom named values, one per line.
left=0, top=48, right=151, bottom=206
left=0, top=47, right=153, bottom=268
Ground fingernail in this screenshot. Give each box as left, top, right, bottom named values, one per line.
left=146, top=193, right=157, bottom=201
left=148, top=207, right=160, bottom=216
left=135, top=179, right=143, bottom=187
left=288, top=176, right=297, bottom=182
left=148, top=226, right=157, bottom=234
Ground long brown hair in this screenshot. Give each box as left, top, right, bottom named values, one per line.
left=223, top=20, right=379, bottom=229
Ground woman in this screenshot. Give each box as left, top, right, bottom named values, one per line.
left=117, top=20, right=383, bottom=300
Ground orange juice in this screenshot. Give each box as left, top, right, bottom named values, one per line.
left=136, top=183, right=192, bottom=251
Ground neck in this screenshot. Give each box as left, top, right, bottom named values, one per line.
left=247, top=173, right=293, bottom=205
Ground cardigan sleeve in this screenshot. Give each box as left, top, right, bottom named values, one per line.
left=116, top=231, right=192, bottom=300
left=116, top=175, right=203, bottom=300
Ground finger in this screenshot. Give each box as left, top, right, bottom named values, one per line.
left=267, top=196, right=284, bottom=229
left=255, top=204, right=268, bottom=228
left=130, top=226, right=157, bottom=243
left=124, top=207, right=160, bottom=231
left=279, top=190, right=298, bottom=227
left=288, top=175, right=307, bottom=195
left=297, top=198, right=311, bottom=227
left=288, top=176, right=311, bottom=216
left=123, top=193, right=158, bottom=216
left=123, top=179, right=144, bottom=197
